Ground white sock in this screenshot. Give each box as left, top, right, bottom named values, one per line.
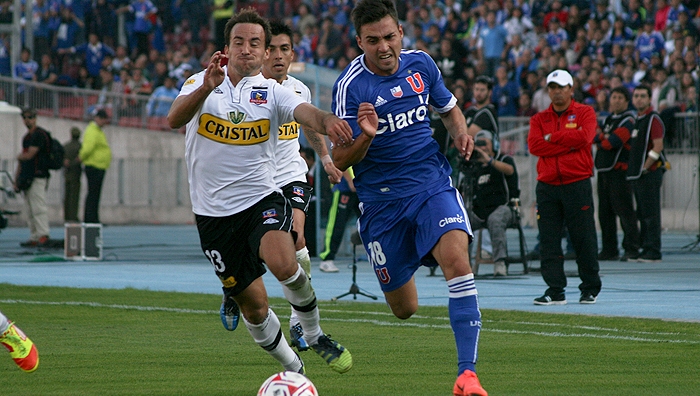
left=281, top=265, right=323, bottom=345
left=0, top=312, right=8, bottom=333
left=296, top=247, right=312, bottom=279
left=292, top=247, right=312, bottom=325
left=243, top=308, right=302, bottom=372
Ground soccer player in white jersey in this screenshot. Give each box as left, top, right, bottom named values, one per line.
left=330, top=0, right=487, bottom=394
left=167, top=8, right=353, bottom=376
left=219, top=19, right=343, bottom=354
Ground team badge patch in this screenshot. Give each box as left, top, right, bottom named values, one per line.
left=390, top=86, right=403, bottom=98
left=293, top=186, right=305, bottom=196
left=262, top=209, right=277, bottom=218
left=565, top=114, right=577, bottom=128
left=229, top=110, right=246, bottom=124
left=250, top=91, right=268, bottom=105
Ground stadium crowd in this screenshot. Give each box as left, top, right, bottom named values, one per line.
left=1, top=0, right=699, bottom=125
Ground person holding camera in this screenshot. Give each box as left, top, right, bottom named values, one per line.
left=467, top=131, right=520, bottom=276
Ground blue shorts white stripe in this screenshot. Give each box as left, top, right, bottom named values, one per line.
left=357, top=184, right=473, bottom=292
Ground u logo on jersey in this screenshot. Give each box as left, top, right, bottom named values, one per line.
left=405, top=72, right=425, bottom=94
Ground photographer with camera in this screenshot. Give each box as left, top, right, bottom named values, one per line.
left=467, top=130, right=520, bottom=276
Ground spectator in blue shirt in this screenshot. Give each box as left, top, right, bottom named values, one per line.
left=146, top=75, right=178, bottom=117
left=61, top=33, right=115, bottom=78
left=117, top=0, right=157, bottom=58
left=479, top=10, right=508, bottom=77
left=545, top=17, right=569, bottom=51
left=635, top=20, right=665, bottom=65
left=492, top=65, right=520, bottom=116
left=0, top=35, right=10, bottom=76
left=14, top=47, right=39, bottom=81
left=32, top=0, right=53, bottom=62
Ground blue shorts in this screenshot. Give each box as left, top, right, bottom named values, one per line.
left=358, top=185, right=473, bottom=292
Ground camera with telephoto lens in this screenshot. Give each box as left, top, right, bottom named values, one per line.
left=470, top=139, right=488, bottom=162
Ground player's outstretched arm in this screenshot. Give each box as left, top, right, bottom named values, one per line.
left=167, top=51, right=225, bottom=129
left=302, top=127, right=342, bottom=184
left=440, top=106, right=474, bottom=160
left=332, top=102, right=378, bottom=171
left=293, top=103, right=353, bottom=148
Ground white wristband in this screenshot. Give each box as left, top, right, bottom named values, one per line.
left=647, top=150, right=660, bottom=160
left=321, top=155, right=333, bottom=166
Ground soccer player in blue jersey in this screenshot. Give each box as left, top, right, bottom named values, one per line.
left=330, top=0, right=487, bottom=395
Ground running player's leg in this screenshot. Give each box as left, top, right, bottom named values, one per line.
left=196, top=204, right=302, bottom=373
left=281, top=182, right=314, bottom=351
left=416, top=188, right=485, bottom=395
left=359, top=199, right=422, bottom=319
left=234, top=278, right=303, bottom=373
left=261, top=196, right=352, bottom=373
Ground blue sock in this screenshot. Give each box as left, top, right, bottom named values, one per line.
left=447, top=274, right=482, bottom=375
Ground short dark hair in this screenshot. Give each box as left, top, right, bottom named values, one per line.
left=474, top=75, right=493, bottom=90
left=634, top=84, right=652, bottom=97
left=610, top=86, right=630, bottom=102
left=351, top=0, right=399, bottom=36
left=21, top=107, right=36, bottom=117
left=224, top=8, right=271, bottom=49
left=269, top=19, right=294, bottom=48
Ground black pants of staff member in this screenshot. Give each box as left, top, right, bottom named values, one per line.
left=597, top=169, right=640, bottom=256
left=631, top=168, right=664, bottom=256
left=536, top=179, right=602, bottom=297
left=84, top=166, right=106, bottom=224
left=319, top=191, right=360, bottom=261
left=64, top=175, right=81, bottom=222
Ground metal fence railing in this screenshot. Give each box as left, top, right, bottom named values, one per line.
left=0, top=76, right=178, bottom=132
left=2, top=74, right=698, bottom=154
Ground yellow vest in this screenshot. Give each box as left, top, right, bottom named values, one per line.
left=213, top=0, right=234, bottom=20
left=79, top=121, right=112, bottom=170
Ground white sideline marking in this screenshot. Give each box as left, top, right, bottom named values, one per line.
left=3, top=299, right=698, bottom=344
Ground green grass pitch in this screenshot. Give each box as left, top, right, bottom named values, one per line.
left=2, top=284, right=699, bottom=395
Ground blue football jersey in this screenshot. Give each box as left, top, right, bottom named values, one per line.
left=332, top=50, right=457, bottom=202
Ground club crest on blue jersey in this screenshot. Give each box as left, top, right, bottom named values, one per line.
left=250, top=91, right=268, bottom=105
left=390, top=85, right=403, bottom=98
left=262, top=209, right=277, bottom=218
left=293, top=186, right=305, bottom=196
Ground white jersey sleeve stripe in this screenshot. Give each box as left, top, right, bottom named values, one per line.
left=334, top=60, right=364, bottom=119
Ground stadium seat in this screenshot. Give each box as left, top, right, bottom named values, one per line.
left=472, top=202, right=528, bottom=276
left=118, top=116, right=142, bottom=127
left=147, top=116, right=171, bottom=131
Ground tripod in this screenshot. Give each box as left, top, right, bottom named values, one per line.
left=332, top=231, right=378, bottom=301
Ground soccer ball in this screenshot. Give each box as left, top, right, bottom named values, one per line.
left=257, top=371, right=318, bottom=396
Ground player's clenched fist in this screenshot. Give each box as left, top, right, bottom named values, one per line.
left=357, top=102, right=378, bottom=138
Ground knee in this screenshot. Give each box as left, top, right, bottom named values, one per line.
left=389, top=302, right=417, bottom=320
left=239, top=301, right=269, bottom=325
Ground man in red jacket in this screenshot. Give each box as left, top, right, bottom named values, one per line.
left=528, top=69, right=602, bottom=306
